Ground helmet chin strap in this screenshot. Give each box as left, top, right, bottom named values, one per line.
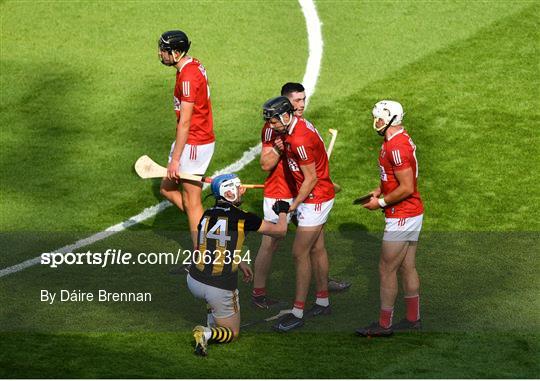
left=376, top=115, right=396, bottom=136
left=279, top=112, right=293, bottom=132
left=159, top=50, right=186, bottom=66
left=173, top=50, right=186, bottom=63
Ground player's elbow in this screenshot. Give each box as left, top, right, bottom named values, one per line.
left=403, top=186, right=414, bottom=198
left=178, top=120, right=191, bottom=131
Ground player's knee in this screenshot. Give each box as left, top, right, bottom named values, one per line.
left=181, top=195, right=192, bottom=207
left=293, top=249, right=309, bottom=261
left=160, top=186, right=171, bottom=198
left=310, top=246, right=326, bottom=258
left=160, top=188, right=180, bottom=204
left=379, top=261, right=395, bottom=276
left=182, top=191, right=202, bottom=206
left=399, top=263, right=416, bottom=275
left=182, top=193, right=199, bottom=208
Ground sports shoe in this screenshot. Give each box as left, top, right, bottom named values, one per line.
left=328, top=277, right=352, bottom=292
left=272, top=313, right=305, bottom=333
left=192, top=325, right=208, bottom=356
left=392, top=318, right=422, bottom=331
left=355, top=322, right=393, bottom=337
left=251, top=294, right=282, bottom=309
left=304, top=303, right=332, bottom=318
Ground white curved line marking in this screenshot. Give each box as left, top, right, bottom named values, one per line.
left=299, top=0, right=323, bottom=108
left=0, top=0, right=324, bottom=278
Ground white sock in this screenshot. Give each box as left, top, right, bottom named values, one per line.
left=207, top=313, right=216, bottom=327
left=203, top=330, right=211, bottom=341
left=292, top=307, right=304, bottom=318
left=316, top=297, right=329, bottom=307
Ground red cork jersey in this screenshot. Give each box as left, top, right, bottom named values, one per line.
left=261, top=122, right=296, bottom=199
left=379, top=128, right=424, bottom=218
left=284, top=117, right=335, bottom=204
left=173, top=58, right=215, bottom=145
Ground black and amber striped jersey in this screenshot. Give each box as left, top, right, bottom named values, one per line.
left=188, top=200, right=262, bottom=290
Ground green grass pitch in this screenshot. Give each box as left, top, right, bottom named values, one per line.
left=1, top=0, right=539, bottom=378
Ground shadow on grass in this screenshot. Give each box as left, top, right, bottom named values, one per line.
left=0, top=331, right=537, bottom=378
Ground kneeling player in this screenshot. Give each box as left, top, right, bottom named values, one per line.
left=187, top=174, right=290, bottom=356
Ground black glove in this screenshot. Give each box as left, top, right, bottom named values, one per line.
left=272, top=200, right=290, bottom=215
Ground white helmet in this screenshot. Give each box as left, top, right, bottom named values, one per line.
left=372, top=100, right=404, bottom=134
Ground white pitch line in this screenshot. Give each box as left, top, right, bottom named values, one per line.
left=299, top=0, right=323, bottom=108
left=0, top=0, right=323, bottom=279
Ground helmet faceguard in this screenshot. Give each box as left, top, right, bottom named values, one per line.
left=158, top=30, right=191, bottom=66
left=372, top=100, right=404, bottom=136
left=211, top=174, right=242, bottom=204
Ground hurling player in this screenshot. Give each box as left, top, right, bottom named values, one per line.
left=356, top=100, right=424, bottom=337
left=262, top=96, right=335, bottom=332
left=158, top=30, right=215, bottom=248
left=252, top=84, right=299, bottom=308
left=188, top=174, right=290, bottom=356
left=253, top=83, right=350, bottom=308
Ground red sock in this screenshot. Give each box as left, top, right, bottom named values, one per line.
left=315, top=290, right=329, bottom=298
left=405, top=295, right=420, bottom=322
left=293, top=300, right=305, bottom=310
left=252, top=288, right=266, bottom=297
left=379, top=307, right=394, bottom=328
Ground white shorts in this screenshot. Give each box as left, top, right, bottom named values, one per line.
left=296, top=199, right=334, bottom=227
left=263, top=197, right=294, bottom=224
left=383, top=214, right=424, bottom=242
left=187, top=274, right=240, bottom=319
left=168, top=141, right=215, bottom=175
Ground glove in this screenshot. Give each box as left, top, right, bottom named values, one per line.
left=272, top=200, right=290, bottom=215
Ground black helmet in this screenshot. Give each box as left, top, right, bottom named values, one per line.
left=262, top=96, right=293, bottom=121
left=158, top=30, right=191, bottom=54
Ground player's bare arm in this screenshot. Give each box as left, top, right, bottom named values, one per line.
left=260, top=146, right=281, bottom=172
left=167, top=101, right=194, bottom=180
left=289, top=162, right=318, bottom=211
left=257, top=212, right=288, bottom=238
left=364, top=167, right=414, bottom=210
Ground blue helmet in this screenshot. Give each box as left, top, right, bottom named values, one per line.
left=211, top=174, right=241, bottom=201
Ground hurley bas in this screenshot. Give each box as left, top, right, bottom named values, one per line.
left=41, top=289, right=152, bottom=304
